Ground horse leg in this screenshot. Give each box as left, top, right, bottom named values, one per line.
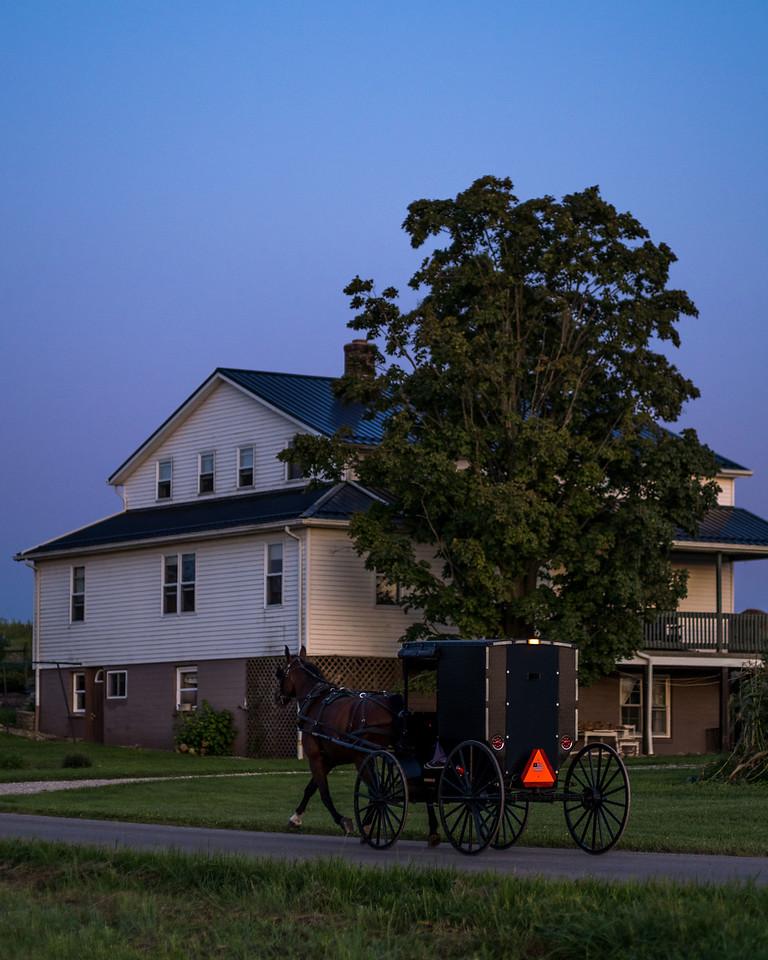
left=426, top=800, right=441, bottom=847
left=312, top=758, right=353, bottom=835
left=288, top=778, right=317, bottom=829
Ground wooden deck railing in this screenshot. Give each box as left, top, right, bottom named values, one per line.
left=643, top=611, right=768, bottom=653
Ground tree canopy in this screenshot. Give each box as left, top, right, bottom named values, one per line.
left=288, top=176, right=718, bottom=678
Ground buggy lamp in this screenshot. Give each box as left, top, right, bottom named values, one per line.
left=527, top=637, right=541, bottom=645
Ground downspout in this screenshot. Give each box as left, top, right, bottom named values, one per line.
left=25, top=560, right=40, bottom=732
left=635, top=651, right=655, bottom=756
left=283, top=527, right=302, bottom=652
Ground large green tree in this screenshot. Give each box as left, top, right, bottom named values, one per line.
left=289, top=176, right=718, bottom=677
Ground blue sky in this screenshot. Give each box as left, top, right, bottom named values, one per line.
left=1, top=1, right=767, bottom=618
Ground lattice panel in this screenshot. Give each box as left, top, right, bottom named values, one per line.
left=245, top=655, right=400, bottom=758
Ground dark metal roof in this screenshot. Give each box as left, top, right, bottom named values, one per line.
left=676, top=507, right=768, bottom=547
left=219, top=368, right=388, bottom=445
left=17, top=483, right=379, bottom=558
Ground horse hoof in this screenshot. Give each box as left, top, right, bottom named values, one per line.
left=428, top=833, right=441, bottom=848
left=340, top=817, right=355, bottom=836
left=287, top=822, right=301, bottom=831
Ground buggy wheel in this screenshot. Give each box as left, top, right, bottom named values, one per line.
left=563, top=743, right=630, bottom=855
left=354, top=750, right=408, bottom=850
left=491, top=792, right=530, bottom=850
left=438, top=740, right=504, bottom=855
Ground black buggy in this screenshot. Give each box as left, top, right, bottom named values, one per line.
left=353, top=638, right=631, bottom=855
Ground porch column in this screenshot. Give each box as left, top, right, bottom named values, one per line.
left=716, top=552, right=724, bottom=653
left=720, top=667, right=732, bottom=751
left=643, top=658, right=654, bottom=755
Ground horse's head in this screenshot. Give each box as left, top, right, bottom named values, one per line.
left=275, top=644, right=307, bottom=706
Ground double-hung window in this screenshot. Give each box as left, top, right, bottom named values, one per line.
left=620, top=675, right=670, bottom=737
left=375, top=572, right=400, bottom=605
left=163, top=553, right=196, bottom=614
left=71, top=566, right=85, bottom=621
left=72, top=672, right=86, bottom=713
left=157, top=460, right=172, bottom=500
left=106, top=670, right=127, bottom=699
left=176, top=666, right=198, bottom=711
left=265, top=543, right=283, bottom=606
left=238, top=446, right=255, bottom=488
left=198, top=452, right=215, bottom=494
left=284, top=439, right=305, bottom=482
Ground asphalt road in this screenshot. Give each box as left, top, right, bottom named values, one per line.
left=0, top=812, right=766, bottom=885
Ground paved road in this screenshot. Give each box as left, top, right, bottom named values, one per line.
left=0, top=812, right=766, bottom=885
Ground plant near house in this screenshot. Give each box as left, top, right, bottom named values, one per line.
left=286, top=176, right=718, bottom=679
left=174, top=701, right=236, bottom=756
left=61, top=753, right=92, bottom=769
left=704, top=661, right=768, bottom=783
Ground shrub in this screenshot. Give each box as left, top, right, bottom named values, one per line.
left=174, top=701, right=236, bottom=756
left=62, top=753, right=93, bottom=769
left=0, top=708, right=17, bottom=727
left=0, top=753, right=27, bottom=770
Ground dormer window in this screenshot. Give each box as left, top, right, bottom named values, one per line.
left=157, top=460, right=172, bottom=500
left=238, top=447, right=255, bottom=488
left=198, top=452, right=215, bottom=494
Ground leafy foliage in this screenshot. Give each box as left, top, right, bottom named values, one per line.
left=174, top=701, right=236, bottom=756
left=286, top=176, right=718, bottom=678
left=61, top=753, right=92, bottom=769
left=704, top=663, right=768, bottom=783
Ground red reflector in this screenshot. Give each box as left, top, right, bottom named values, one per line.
left=455, top=765, right=465, bottom=776
left=491, top=735, right=504, bottom=751
left=560, top=736, right=573, bottom=751
left=521, top=748, right=556, bottom=787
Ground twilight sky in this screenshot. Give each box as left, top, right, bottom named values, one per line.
left=1, top=1, right=766, bottom=619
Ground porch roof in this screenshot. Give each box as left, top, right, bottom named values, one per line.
left=674, top=506, right=768, bottom=556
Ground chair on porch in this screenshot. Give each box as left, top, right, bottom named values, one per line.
left=617, top=724, right=641, bottom=757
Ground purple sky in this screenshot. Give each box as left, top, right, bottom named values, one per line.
left=2, top=2, right=767, bottom=620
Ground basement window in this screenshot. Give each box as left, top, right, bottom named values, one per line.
left=176, top=666, right=198, bottom=711
left=106, top=670, right=127, bottom=699
left=72, top=672, right=86, bottom=713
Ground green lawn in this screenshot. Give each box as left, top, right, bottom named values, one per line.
left=0, top=733, right=302, bottom=781
left=0, top=758, right=766, bottom=856
left=1, top=839, right=766, bottom=960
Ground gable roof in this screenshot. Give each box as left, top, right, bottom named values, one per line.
left=16, top=483, right=381, bottom=559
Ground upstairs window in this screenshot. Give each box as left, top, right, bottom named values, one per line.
left=157, top=460, right=172, bottom=500
left=375, top=572, right=400, bottom=605
left=198, top=452, right=215, bottom=494
left=265, top=543, right=283, bottom=605
left=71, top=566, right=85, bottom=621
left=285, top=439, right=305, bottom=482
left=72, top=672, right=86, bottom=713
left=163, top=553, right=196, bottom=614
left=238, top=446, right=255, bottom=488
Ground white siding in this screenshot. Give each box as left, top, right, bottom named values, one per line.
left=122, top=381, right=308, bottom=508
left=36, top=531, right=301, bottom=669
left=716, top=476, right=735, bottom=506
left=307, top=528, right=435, bottom=657
left=673, top=557, right=734, bottom=613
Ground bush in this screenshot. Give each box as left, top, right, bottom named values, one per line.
left=174, top=701, right=236, bottom=756
left=62, top=753, right=93, bottom=769
left=0, top=708, right=17, bottom=727
left=0, top=753, right=27, bottom=770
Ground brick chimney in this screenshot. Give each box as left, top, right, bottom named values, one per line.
left=343, top=339, right=376, bottom=379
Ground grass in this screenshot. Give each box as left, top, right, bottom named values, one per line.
left=0, top=733, right=303, bottom=781
left=1, top=758, right=767, bottom=856
left=1, top=839, right=767, bottom=959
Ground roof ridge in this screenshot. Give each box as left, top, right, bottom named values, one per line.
left=218, top=367, right=337, bottom=382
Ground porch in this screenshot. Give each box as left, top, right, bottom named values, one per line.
left=643, top=610, right=768, bottom=654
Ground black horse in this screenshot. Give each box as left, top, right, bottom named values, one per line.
left=276, top=645, right=440, bottom=844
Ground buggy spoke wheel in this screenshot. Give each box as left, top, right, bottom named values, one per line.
left=438, top=740, right=504, bottom=856
left=354, top=751, right=408, bottom=850
left=491, top=792, right=530, bottom=850
left=563, top=743, right=630, bottom=855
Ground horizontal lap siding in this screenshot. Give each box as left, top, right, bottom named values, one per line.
left=672, top=557, right=733, bottom=612
left=122, top=381, right=307, bottom=508
left=37, top=532, right=300, bottom=667
left=308, top=529, right=430, bottom=658
left=716, top=477, right=735, bottom=506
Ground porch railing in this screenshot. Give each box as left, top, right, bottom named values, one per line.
left=643, top=611, right=768, bottom=654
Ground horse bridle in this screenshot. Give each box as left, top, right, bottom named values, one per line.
left=276, top=657, right=327, bottom=708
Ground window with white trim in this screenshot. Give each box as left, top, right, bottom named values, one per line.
left=620, top=675, right=670, bottom=737
left=375, top=572, right=400, bottom=605
left=176, top=666, right=198, bottom=711
left=238, top=446, right=255, bottom=488
left=198, top=452, right=215, bottom=494
left=284, top=439, right=305, bottom=482
left=71, top=566, right=85, bottom=622
left=106, top=670, right=127, bottom=699
left=157, top=459, right=172, bottom=500
left=72, top=672, right=86, bottom=713
left=265, top=543, right=283, bottom=605
left=163, top=553, right=196, bottom=614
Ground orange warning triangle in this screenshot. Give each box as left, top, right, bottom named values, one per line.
left=521, top=748, right=556, bottom=787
